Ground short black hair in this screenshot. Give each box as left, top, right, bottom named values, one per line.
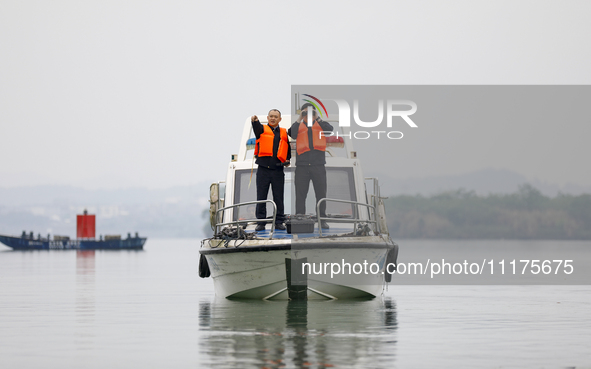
left=300, top=103, right=316, bottom=111
left=268, top=109, right=281, bottom=116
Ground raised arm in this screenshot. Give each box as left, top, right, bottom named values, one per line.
left=288, top=121, right=300, bottom=139
left=318, top=118, right=333, bottom=132
left=251, top=115, right=264, bottom=138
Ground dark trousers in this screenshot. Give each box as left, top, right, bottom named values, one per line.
left=256, top=166, right=285, bottom=225
left=295, top=165, right=327, bottom=217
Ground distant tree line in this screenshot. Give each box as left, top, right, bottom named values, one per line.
left=384, top=184, right=591, bottom=239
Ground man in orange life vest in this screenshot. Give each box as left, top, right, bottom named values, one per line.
left=251, top=109, right=291, bottom=232
left=288, top=103, right=334, bottom=229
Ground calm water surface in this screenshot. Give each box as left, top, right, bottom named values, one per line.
left=1, top=239, right=590, bottom=368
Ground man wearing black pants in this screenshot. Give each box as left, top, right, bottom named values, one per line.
left=288, top=104, right=333, bottom=229
left=251, top=110, right=290, bottom=231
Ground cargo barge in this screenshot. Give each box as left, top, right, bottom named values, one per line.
left=0, top=210, right=146, bottom=250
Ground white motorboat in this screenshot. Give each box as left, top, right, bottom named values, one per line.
left=199, top=114, right=398, bottom=300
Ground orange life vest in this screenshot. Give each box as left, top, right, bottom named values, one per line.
left=254, top=125, right=289, bottom=163
left=296, top=121, right=327, bottom=155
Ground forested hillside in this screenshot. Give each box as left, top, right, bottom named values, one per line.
left=385, top=184, right=591, bottom=239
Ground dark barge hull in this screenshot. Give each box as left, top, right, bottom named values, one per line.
left=0, top=234, right=146, bottom=250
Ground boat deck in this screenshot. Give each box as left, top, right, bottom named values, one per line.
left=243, top=225, right=356, bottom=239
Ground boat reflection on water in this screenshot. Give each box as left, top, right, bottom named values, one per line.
left=75, top=250, right=96, bottom=351
left=199, top=297, right=397, bottom=368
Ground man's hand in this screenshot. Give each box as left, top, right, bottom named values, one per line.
left=284, top=160, right=291, bottom=167
left=251, top=115, right=259, bottom=122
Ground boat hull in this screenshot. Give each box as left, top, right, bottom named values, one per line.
left=0, top=235, right=146, bottom=250
left=200, top=236, right=397, bottom=300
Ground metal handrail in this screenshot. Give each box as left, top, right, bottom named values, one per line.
left=364, top=177, right=380, bottom=234
left=215, top=200, right=277, bottom=239
left=316, top=198, right=378, bottom=236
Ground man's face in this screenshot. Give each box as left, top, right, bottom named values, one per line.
left=267, top=111, right=282, bottom=127
left=301, top=109, right=317, bottom=123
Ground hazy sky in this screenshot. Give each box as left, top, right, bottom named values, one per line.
left=1, top=1, right=590, bottom=189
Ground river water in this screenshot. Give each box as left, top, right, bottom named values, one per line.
left=1, top=239, right=590, bottom=368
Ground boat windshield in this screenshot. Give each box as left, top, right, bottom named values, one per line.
left=233, top=167, right=357, bottom=221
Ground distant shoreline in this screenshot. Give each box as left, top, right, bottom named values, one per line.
left=385, top=184, right=591, bottom=240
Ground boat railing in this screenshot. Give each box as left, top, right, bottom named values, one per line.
left=316, top=198, right=379, bottom=237
left=215, top=200, right=278, bottom=239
